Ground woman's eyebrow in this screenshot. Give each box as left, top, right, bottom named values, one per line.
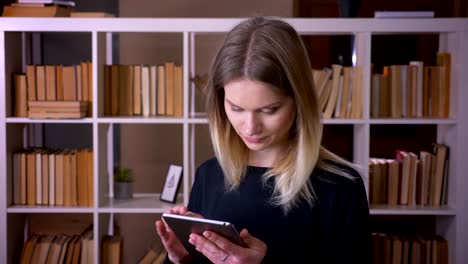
left=225, top=99, right=281, bottom=109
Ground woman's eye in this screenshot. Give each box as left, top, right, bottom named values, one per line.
left=262, top=107, right=278, bottom=114
left=231, top=106, right=243, bottom=112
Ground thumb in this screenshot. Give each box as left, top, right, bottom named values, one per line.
left=240, top=229, right=264, bottom=249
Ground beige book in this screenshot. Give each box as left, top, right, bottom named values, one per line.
left=323, top=64, right=342, bottom=119
left=14, top=74, right=28, bottom=117
left=133, top=64, right=142, bottom=115
left=26, top=65, right=37, bottom=101
left=63, top=152, right=72, bottom=206
left=42, top=152, right=49, bottom=206
left=48, top=152, right=55, bottom=206
left=45, top=65, right=57, bottom=101
left=409, top=61, right=424, bottom=118
left=55, top=152, right=64, bottom=206
left=174, top=65, right=184, bottom=117
left=20, top=152, right=27, bottom=205
left=390, top=65, right=403, bottom=118
left=36, top=65, right=47, bottom=101
left=150, top=65, right=157, bottom=116
left=165, top=62, right=175, bottom=116
left=62, top=65, right=77, bottom=101
left=350, top=66, right=363, bottom=118
left=70, top=151, right=78, bottom=206
left=157, top=65, right=166, bottom=115
left=396, top=150, right=411, bottom=205
left=320, top=80, right=332, bottom=113
left=337, top=67, right=351, bottom=118
left=141, top=65, right=150, bottom=117
left=35, top=151, right=43, bottom=205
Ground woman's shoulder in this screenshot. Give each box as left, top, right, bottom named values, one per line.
left=312, top=160, right=364, bottom=189
left=197, top=157, right=222, bottom=172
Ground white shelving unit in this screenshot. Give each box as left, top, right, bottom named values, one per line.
left=1, top=18, right=467, bottom=263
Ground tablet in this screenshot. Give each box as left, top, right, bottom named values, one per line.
left=162, top=213, right=246, bottom=256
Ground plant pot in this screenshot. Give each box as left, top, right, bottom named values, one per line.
left=114, top=182, right=133, bottom=199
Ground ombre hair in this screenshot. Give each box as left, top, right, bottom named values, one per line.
left=205, top=16, right=357, bottom=213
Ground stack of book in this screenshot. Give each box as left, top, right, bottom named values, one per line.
left=2, top=0, right=75, bottom=17
left=28, top=101, right=88, bottom=119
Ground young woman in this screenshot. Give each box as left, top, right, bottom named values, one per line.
left=156, top=16, right=370, bottom=264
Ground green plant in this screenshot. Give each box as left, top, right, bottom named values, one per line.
left=114, top=166, right=134, bottom=183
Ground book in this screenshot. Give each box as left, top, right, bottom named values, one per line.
left=17, top=0, right=75, bottom=7
left=70, top=12, right=114, bottom=17
left=14, top=74, right=28, bottom=117
left=2, top=5, right=72, bottom=17
left=374, top=11, right=435, bottom=18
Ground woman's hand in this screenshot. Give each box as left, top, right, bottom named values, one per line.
left=188, top=228, right=267, bottom=264
left=155, top=205, right=202, bottom=264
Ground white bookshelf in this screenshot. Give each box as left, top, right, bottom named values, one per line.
left=0, top=18, right=467, bottom=263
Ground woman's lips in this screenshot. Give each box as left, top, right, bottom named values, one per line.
left=244, top=136, right=265, bottom=143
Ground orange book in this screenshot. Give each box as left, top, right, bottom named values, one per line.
left=87, top=61, right=93, bottom=116
left=20, top=235, right=40, bottom=264
left=62, top=65, right=77, bottom=101
left=133, top=64, right=142, bottom=115
left=87, top=149, right=94, bottom=207
left=436, top=53, right=451, bottom=118
left=14, top=74, right=28, bottom=117
left=56, top=65, right=64, bottom=101
left=81, top=62, right=89, bottom=114
left=2, top=5, right=72, bottom=17
left=165, top=62, right=175, bottom=116
left=36, top=65, right=47, bottom=101
left=174, top=64, right=184, bottom=117
left=26, top=152, right=37, bottom=206
left=157, top=65, right=166, bottom=115
left=55, top=152, right=64, bottom=206
left=26, top=65, right=37, bottom=102
left=45, top=65, right=57, bottom=100
left=119, top=65, right=133, bottom=116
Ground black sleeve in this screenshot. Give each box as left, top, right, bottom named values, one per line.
left=331, top=175, right=372, bottom=264
left=187, top=166, right=203, bottom=213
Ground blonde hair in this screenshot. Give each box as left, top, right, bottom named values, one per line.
left=205, top=17, right=357, bottom=213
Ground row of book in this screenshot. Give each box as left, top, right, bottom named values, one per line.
left=369, top=143, right=449, bottom=207
left=312, top=65, right=363, bottom=119
left=21, top=231, right=93, bottom=264
left=372, top=233, right=448, bottom=264
left=103, top=63, right=184, bottom=117
left=14, top=62, right=93, bottom=118
left=371, top=53, right=451, bottom=119
left=12, top=148, right=94, bottom=207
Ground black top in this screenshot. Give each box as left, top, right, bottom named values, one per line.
left=166, top=158, right=371, bottom=264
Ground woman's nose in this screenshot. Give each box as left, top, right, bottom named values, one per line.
left=243, top=113, right=261, bottom=135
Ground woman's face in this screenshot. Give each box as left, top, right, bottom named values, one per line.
left=224, top=79, right=296, bottom=160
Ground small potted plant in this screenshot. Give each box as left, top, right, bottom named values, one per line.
left=114, top=166, right=134, bottom=199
